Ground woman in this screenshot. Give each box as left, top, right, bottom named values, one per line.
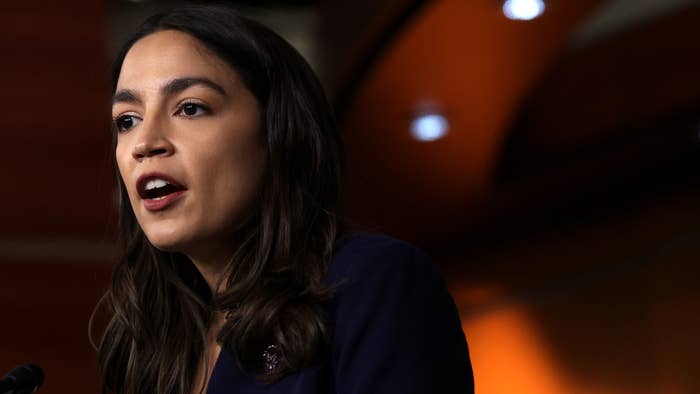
left=94, top=5, right=473, bottom=394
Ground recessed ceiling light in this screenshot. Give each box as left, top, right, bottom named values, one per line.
left=502, top=0, right=546, bottom=21
left=410, top=114, right=449, bottom=142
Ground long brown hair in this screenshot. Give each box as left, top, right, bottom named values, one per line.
left=91, top=5, right=345, bottom=393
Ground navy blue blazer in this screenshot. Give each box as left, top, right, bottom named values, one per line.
left=206, top=234, right=474, bottom=393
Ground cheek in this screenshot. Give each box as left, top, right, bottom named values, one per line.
left=115, top=144, right=128, bottom=177
left=114, top=144, right=137, bottom=202
left=201, top=143, right=266, bottom=216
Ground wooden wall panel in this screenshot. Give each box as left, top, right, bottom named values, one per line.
left=0, top=261, right=111, bottom=393
left=0, top=0, right=113, bottom=391
left=0, top=0, right=113, bottom=239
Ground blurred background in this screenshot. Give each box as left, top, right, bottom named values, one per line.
left=1, top=0, right=699, bottom=392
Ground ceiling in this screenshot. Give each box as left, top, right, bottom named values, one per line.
left=332, top=0, right=700, bottom=251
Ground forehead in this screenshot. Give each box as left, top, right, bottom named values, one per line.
left=117, top=30, right=238, bottom=91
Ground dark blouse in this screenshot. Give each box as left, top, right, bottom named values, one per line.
left=206, top=233, right=474, bottom=393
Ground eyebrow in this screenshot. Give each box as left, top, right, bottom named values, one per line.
left=112, top=77, right=228, bottom=106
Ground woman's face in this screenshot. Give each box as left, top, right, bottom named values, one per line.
left=113, top=30, right=266, bottom=261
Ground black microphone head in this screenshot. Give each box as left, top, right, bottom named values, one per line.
left=3, top=364, right=44, bottom=393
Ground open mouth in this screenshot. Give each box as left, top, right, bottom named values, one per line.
left=137, top=174, right=187, bottom=200
left=143, top=180, right=183, bottom=200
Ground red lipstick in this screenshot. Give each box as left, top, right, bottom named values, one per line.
left=136, top=172, right=188, bottom=212
left=143, top=190, right=186, bottom=211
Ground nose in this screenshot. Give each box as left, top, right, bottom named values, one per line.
left=131, top=119, right=174, bottom=161
left=132, top=141, right=173, bottom=160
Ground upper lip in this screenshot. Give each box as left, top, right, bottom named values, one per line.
left=136, top=172, right=187, bottom=199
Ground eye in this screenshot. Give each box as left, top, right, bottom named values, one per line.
left=114, top=114, right=141, bottom=133
left=176, top=102, right=210, bottom=118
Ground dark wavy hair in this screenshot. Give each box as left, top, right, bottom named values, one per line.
left=91, top=5, right=345, bottom=394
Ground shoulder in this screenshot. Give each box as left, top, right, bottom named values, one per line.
left=322, top=233, right=474, bottom=393
left=322, top=232, right=453, bottom=331
left=324, top=232, right=440, bottom=290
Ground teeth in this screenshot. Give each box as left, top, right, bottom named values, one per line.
left=145, top=179, right=169, bottom=191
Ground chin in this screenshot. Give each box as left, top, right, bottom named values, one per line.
left=146, top=237, right=185, bottom=253
left=142, top=226, right=190, bottom=253
left=148, top=240, right=181, bottom=252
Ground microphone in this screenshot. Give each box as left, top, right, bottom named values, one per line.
left=0, top=364, right=44, bottom=394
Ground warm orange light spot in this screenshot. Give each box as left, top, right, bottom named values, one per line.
left=462, top=308, right=567, bottom=394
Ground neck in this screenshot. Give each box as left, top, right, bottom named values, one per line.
left=182, top=220, right=254, bottom=294
left=186, top=244, right=235, bottom=294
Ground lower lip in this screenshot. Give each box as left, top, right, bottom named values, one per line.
left=143, top=190, right=186, bottom=211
